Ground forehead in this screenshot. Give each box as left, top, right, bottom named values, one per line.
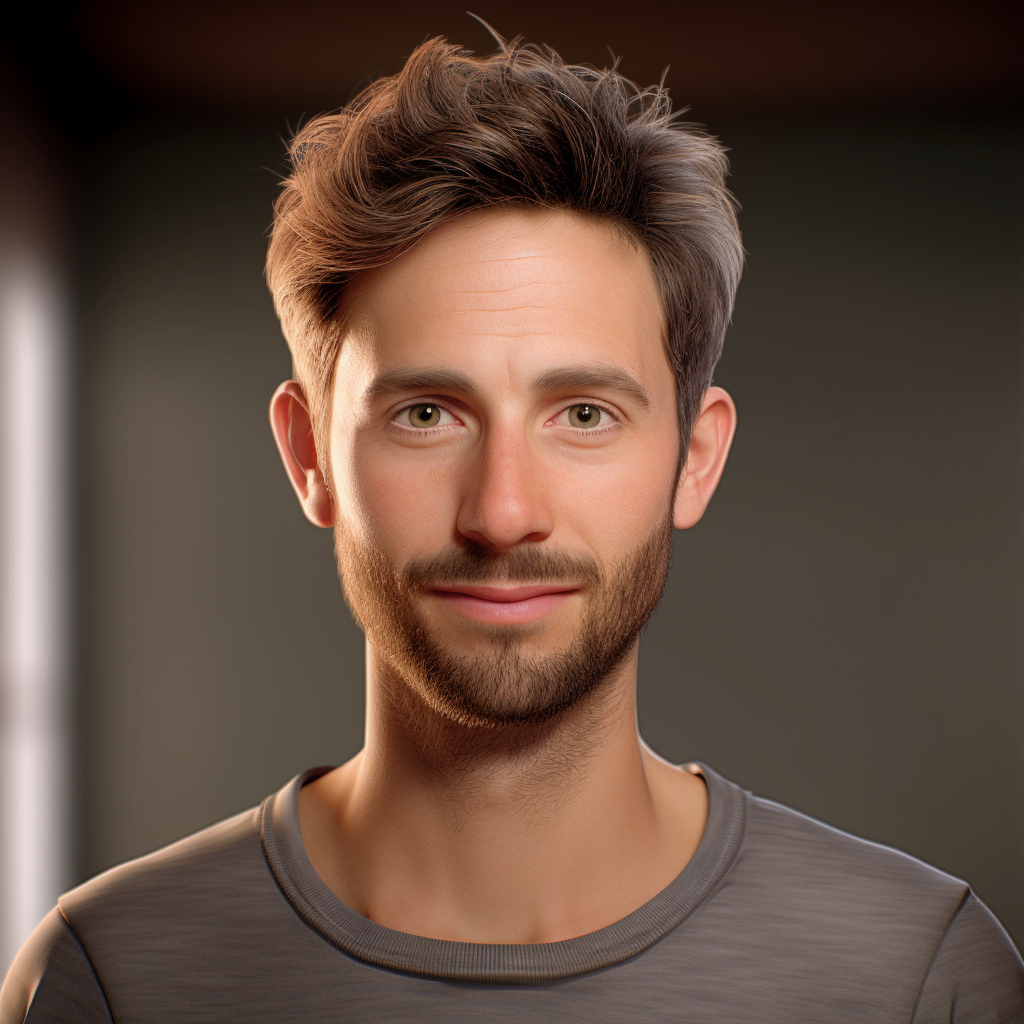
left=337, top=206, right=670, bottom=390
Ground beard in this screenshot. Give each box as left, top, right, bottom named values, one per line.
left=334, top=514, right=673, bottom=729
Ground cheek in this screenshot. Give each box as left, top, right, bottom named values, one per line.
left=538, top=425, right=679, bottom=563
left=333, top=422, right=679, bottom=559
left=563, top=456, right=676, bottom=550
left=340, top=438, right=463, bottom=553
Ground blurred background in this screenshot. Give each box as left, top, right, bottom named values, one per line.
left=0, top=0, right=1021, bottom=974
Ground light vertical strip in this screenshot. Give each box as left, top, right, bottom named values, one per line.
left=0, top=252, right=70, bottom=975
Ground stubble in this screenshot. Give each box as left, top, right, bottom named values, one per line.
left=333, top=514, right=674, bottom=732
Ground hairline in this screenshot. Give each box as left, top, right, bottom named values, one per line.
left=306, top=203, right=674, bottom=475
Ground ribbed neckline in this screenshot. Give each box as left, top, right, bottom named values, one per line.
left=260, top=761, right=746, bottom=983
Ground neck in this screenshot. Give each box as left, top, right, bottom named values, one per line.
left=364, top=641, right=627, bottom=807
left=299, top=641, right=708, bottom=944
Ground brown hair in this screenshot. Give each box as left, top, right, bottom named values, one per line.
left=267, top=34, right=743, bottom=463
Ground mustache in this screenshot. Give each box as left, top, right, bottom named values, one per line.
left=402, top=545, right=603, bottom=590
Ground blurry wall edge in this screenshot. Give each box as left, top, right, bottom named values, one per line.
left=0, top=69, right=74, bottom=974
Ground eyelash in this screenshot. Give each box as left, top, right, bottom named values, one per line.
left=389, top=401, right=621, bottom=434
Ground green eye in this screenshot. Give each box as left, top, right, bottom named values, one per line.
left=406, top=404, right=441, bottom=427
left=567, top=404, right=601, bottom=428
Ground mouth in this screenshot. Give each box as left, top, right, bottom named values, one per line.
left=426, top=584, right=581, bottom=625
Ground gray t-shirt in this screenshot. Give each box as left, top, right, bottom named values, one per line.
left=3, top=763, right=1022, bottom=1022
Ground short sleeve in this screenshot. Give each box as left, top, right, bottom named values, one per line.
left=0, top=908, right=113, bottom=1024
left=911, top=891, right=1024, bottom=1023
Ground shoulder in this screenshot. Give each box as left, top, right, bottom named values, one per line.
left=58, top=802, right=269, bottom=940
left=1, top=909, right=112, bottom=1023
left=2, top=801, right=301, bottom=1022
left=740, top=786, right=971, bottom=917
left=693, top=767, right=1023, bottom=1015
left=694, top=763, right=975, bottom=925
left=56, top=802, right=288, bottom=970
left=915, top=890, right=1024, bottom=1018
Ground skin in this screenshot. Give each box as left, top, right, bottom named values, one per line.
left=269, top=206, right=737, bottom=944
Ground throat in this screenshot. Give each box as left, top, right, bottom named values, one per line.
left=297, top=687, right=708, bottom=945
left=362, top=641, right=643, bottom=816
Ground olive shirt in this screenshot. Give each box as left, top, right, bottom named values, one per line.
left=3, top=764, right=1022, bottom=1022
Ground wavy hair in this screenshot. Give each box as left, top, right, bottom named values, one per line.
left=267, top=34, right=743, bottom=462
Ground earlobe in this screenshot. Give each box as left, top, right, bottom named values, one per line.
left=268, top=381, right=334, bottom=528
left=673, top=386, right=737, bottom=530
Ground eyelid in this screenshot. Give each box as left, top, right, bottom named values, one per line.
left=389, top=399, right=463, bottom=430
left=550, top=400, right=622, bottom=429
left=387, top=398, right=621, bottom=431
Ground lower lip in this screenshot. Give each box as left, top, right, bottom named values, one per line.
left=428, top=590, right=577, bottom=625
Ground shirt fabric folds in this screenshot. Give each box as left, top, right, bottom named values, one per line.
left=3, top=763, right=1022, bottom=1022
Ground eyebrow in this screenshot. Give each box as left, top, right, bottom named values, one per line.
left=532, top=365, right=650, bottom=408
left=363, top=363, right=649, bottom=408
left=364, top=368, right=479, bottom=405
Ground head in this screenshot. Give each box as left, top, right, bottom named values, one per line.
left=268, top=36, right=741, bottom=730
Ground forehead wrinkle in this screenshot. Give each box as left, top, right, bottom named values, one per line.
left=447, top=332, right=578, bottom=346
left=450, top=305, right=566, bottom=315
left=444, top=314, right=578, bottom=339
left=457, top=285, right=558, bottom=296
left=445, top=268, right=571, bottom=289
left=447, top=257, right=592, bottom=284
left=441, top=282, right=585, bottom=317
left=456, top=252, right=566, bottom=265
left=348, top=210, right=667, bottom=395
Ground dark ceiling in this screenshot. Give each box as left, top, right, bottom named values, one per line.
left=3, top=0, right=1021, bottom=133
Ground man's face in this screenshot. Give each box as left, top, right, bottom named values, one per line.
left=327, top=206, right=681, bottom=727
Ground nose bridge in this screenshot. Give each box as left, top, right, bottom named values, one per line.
left=457, top=415, right=551, bottom=551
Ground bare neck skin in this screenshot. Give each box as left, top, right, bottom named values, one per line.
left=299, top=645, right=708, bottom=944
left=272, top=206, right=736, bottom=944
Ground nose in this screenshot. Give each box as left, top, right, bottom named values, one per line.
left=455, top=426, right=553, bottom=553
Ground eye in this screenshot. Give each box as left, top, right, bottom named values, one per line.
left=395, top=403, right=457, bottom=429
left=564, top=404, right=607, bottom=429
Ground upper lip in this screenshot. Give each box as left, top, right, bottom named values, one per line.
left=428, top=584, right=579, bottom=602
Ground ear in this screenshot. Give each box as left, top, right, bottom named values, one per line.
left=673, top=386, right=737, bottom=530
left=269, top=380, right=334, bottom=528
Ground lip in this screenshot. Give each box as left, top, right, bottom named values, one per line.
left=431, top=584, right=577, bottom=602
left=427, top=584, right=580, bottom=625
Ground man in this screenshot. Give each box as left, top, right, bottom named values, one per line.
left=3, top=32, right=1022, bottom=1022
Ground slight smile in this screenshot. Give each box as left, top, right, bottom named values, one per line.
left=427, top=585, right=581, bottom=625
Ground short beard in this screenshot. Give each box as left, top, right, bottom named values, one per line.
left=334, top=514, right=674, bottom=730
